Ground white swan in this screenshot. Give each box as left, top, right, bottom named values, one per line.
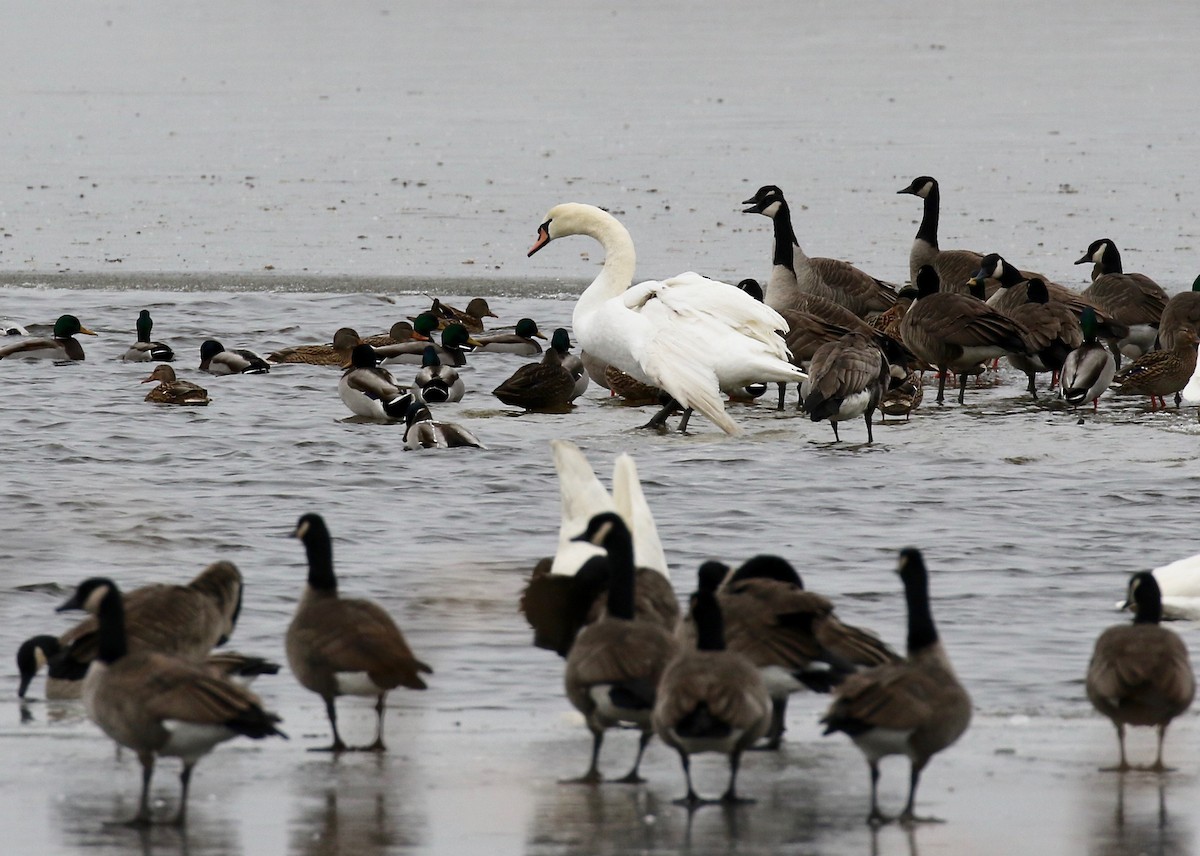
left=528, top=204, right=807, bottom=435
left=549, top=439, right=668, bottom=579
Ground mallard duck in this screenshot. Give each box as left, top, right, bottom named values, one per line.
left=1077, top=238, right=1168, bottom=363
left=199, top=340, right=270, bottom=375
left=550, top=328, right=588, bottom=400
left=414, top=297, right=498, bottom=333
left=472, top=317, right=546, bottom=355
left=899, top=266, right=1029, bottom=404
left=822, top=548, right=971, bottom=826
left=142, top=364, right=211, bottom=405
left=742, top=185, right=898, bottom=318
left=653, top=562, right=771, bottom=805
left=413, top=344, right=464, bottom=403
left=338, top=344, right=413, bottom=421
left=802, top=331, right=890, bottom=442
left=604, top=365, right=662, bottom=405
left=268, top=327, right=362, bottom=365
left=1109, top=329, right=1199, bottom=408
left=57, top=578, right=285, bottom=826
left=492, top=346, right=576, bottom=411
left=0, top=314, right=96, bottom=361
left=288, top=513, right=431, bottom=752
left=1159, top=274, right=1200, bottom=350
left=1088, top=572, right=1194, bottom=771
left=378, top=318, right=478, bottom=367
left=1060, top=307, right=1116, bottom=410
left=360, top=320, right=421, bottom=348
left=402, top=401, right=484, bottom=450
left=121, top=310, right=175, bottom=362
left=879, top=369, right=923, bottom=421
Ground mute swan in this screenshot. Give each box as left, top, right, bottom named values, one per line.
left=528, top=203, right=807, bottom=435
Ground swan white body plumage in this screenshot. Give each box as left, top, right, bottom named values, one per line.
left=529, top=204, right=807, bottom=435
left=549, top=440, right=668, bottom=579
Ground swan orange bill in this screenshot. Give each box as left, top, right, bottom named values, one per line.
left=528, top=222, right=551, bottom=257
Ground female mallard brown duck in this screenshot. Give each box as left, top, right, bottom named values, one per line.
left=142, top=364, right=211, bottom=405
left=473, top=317, right=546, bottom=355
left=268, top=327, right=362, bottom=365
left=493, top=345, right=576, bottom=411
left=1109, top=329, right=1199, bottom=408
left=605, top=365, right=662, bottom=405
left=122, top=310, right=175, bottom=362
left=0, top=314, right=97, bottom=361
left=879, top=369, right=923, bottom=421
left=361, top=320, right=423, bottom=348
left=414, top=297, right=498, bottom=333
left=550, top=328, right=588, bottom=401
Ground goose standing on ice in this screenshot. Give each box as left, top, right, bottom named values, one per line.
left=528, top=203, right=806, bottom=435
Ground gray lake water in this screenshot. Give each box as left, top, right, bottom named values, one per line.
left=3, top=0, right=1200, bottom=854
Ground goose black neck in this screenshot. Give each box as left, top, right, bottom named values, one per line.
left=95, top=587, right=129, bottom=664
left=1133, top=599, right=1163, bottom=625
left=915, top=182, right=940, bottom=248
left=303, top=525, right=338, bottom=592
left=1100, top=243, right=1123, bottom=275
left=902, top=565, right=938, bottom=653
left=771, top=200, right=799, bottom=270
left=693, top=590, right=726, bottom=651
left=602, top=522, right=637, bottom=621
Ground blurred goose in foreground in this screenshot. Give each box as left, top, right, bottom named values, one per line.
left=1005, top=279, right=1083, bottom=398
left=899, top=266, right=1029, bottom=404
left=0, top=314, right=96, bottom=361
left=122, top=310, right=175, bottom=362
left=493, top=346, right=576, bottom=411
left=822, top=548, right=971, bottom=826
left=1088, top=572, right=1194, bottom=771
left=1059, top=307, right=1116, bottom=410
left=413, top=345, right=464, bottom=403
left=1077, top=238, right=1168, bottom=363
left=402, top=402, right=484, bottom=450
left=550, top=328, right=588, bottom=401
left=418, top=296, right=498, bottom=333
left=528, top=203, right=806, bottom=435
left=287, top=513, right=432, bottom=752
left=1108, top=329, right=1199, bottom=409
left=742, top=185, right=897, bottom=318
left=141, top=364, right=211, bottom=406
left=563, top=513, right=678, bottom=784
left=802, top=332, right=889, bottom=442
left=653, top=563, right=771, bottom=805
left=1159, top=275, right=1200, bottom=350
left=472, top=317, right=546, bottom=355
left=57, top=578, right=285, bottom=826
left=521, top=443, right=676, bottom=656
left=268, top=327, right=362, bottom=365
left=338, top=344, right=414, bottom=421
left=682, top=555, right=898, bottom=750
left=198, top=340, right=270, bottom=375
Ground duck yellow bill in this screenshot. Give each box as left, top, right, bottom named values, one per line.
left=79, top=326, right=98, bottom=335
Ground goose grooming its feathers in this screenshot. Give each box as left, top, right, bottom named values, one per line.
left=528, top=204, right=806, bottom=435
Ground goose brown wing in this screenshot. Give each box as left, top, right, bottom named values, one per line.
left=297, top=599, right=431, bottom=689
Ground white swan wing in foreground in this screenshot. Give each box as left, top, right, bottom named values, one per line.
left=550, top=440, right=615, bottom=575
left=612, top=452, right=668, bottom=578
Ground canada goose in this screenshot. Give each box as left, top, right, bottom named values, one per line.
left=1059, top=308, right=1117, bottom=410
left=899, top=265, right=1030, bottom=404
left=528, top=203, right=806, bottom=435
left=1006, top=279, right=1084, bottom=398
left=141, top=364, right=211, bottom=406
left=897, top=176, right=987, bottom=291
left=879, top=370, right=923, bottom=421
left=1125, top=551, right=1200, bottom=621
left=802, top=332, right=889, bottom=441
left=653, top=562, right=771, bottom=805
left=493, top=346, right=576, bottom=411
left=1077, top=238, right=1167, bottom=362
left=1088, top=572, right=1195, bottom=771
left=402, top=401, right=484, bottom=449
left=268, top=327, right=362, bottom=365
left=419, top=296, right=498, bottom=333
left=472, top=318, right=546, bottom=355
left=379, top=320, right=478, bottom=368
left=1109, top=329, right=1199, bottom=409
left=338, top=344, right=414, bottom=421
left=413, top=345, right=465, bottom=403
left=975, top=254, right=1095, bottom=318
left=822, top=548, right=971, bottom=826
left=57, top=577, right=285, bottom=826
left=198, top=340, right=270, bottom=375
left=360, top=320, right=423, bottom=348
left=121, top=310, right=175, bottom=362
left=684, top=555, right=898, bottom=751
left=562, top=512, right=678, bottom=783
left=742, top=185, right=897, bottom=317
left=287, top=513, right=432, bottom=752
left=0, top=314, right=97, bottom=361
left=1158, top=275, right=1200, bottom=350
left=550, top=328, right=589, bottom=401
